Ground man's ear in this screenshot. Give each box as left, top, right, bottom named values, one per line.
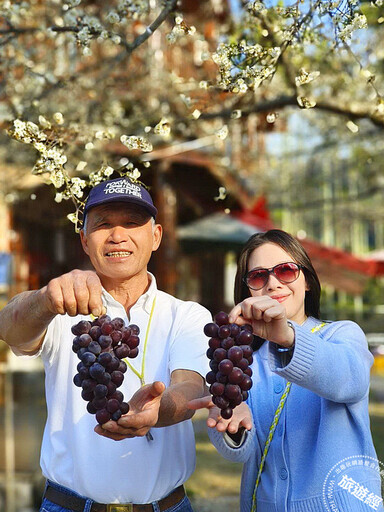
left=80, top=229, right=90, bottom=256
left=152, top=224, right=163, bottom=252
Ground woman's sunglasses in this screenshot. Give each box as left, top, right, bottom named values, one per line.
left=243, top=262, right=304, bottom=291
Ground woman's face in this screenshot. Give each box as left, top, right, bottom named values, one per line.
left=247, top=242, right=308, bottom=324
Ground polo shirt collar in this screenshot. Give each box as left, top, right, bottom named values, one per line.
left=101, top=272, right=157, bottom=315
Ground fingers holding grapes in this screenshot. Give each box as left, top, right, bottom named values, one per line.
left=44, top=270, right=105, bottom=317
left=228, top=298, right=293, bottom=346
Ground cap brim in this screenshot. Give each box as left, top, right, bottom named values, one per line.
left=84, top=196, right=157, bottom=219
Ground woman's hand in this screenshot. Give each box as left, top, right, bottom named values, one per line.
left=229, top=296, right=294, bottom=348
left=188, top=396, right=252, bottom=434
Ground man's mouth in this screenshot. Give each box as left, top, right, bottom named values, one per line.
left=105, top=251, right=132, bottom=257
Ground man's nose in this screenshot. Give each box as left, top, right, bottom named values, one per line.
left=108, top=225, right=129, bottom=243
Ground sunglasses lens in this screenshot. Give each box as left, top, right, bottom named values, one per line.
left=274, top=263, right=300, bottom=283
left=246, top=269, right=269, bottom=290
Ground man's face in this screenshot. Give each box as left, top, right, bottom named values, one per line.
left=80, top=202, right=162, bottom=283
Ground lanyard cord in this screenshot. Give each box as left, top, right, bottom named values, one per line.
left=250, top=321, right=327, bottom=512
left=251, top=382, right=291, bottom=512
left=124, top=295, right=156, bottom=386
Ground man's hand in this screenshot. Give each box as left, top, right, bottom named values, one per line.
left=188, top=396, right=252, bottom=434
left=229, top=296, right=294, bottom=348
left=94, top=381, right=166, bottom=441
left=42, top=269, right=105, bottom=317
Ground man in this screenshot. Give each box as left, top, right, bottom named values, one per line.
left=0, top=176, right=211, bottom=512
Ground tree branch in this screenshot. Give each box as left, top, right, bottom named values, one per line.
left=199, top=94, right=384, bottom=129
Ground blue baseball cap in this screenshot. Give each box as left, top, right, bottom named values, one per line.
left=83, top=177, right=157, bottom=221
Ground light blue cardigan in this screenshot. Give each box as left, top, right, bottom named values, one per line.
left=208, top=317, right=383, bottom=512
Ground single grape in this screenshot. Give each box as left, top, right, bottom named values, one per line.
left=230, top=323, right=241, bottom=338
left=89, top=325, right=102, bottom=340
left=244, top=367, right=253, bottom=377
left=127, top=335, right=140, bottom=350
left=240, top=345, right=253, bottom=359
left=111, top=370, right=124, bottom=387
left=215, top=372, right=228, bottom=384
left=81, top=378, right=97, bottom=392
left=92, top=397, right=108, bottom=410
left=213, top=396, right=229, bottom=409
left=224, top=384, right=241, bottom=400
left=205, top=371, right=216, bottom=385
left=111, top=410, right=122, bottom=421
left=214, top=311, right=229, bottom=326
left=98, top=352, right=113, bottom=367
left=208, top=337, right=221, bottom=350
left=221, top=337, right=234, bottom=350
left=107, top=356, right=120, bottom=372
left=81, top=351, right=97, bottom=367
left=76, top=320, right=92, bottom=334
left=106, top=381, right=117, bottom=396
left=106, top=398, right=120, bottom=414
left=101, top=322, right=114, bottom=335
left=89, top=363, right=106, bottom=381
left=228, top=368, right=244, bottom=385
left=130, top=324, right=140, bottom=335
left=96, top=408, right=111, bottom=425
left=213, top=348, right=227, bottom=362
left=110, top=330, right=122, bottom=345
left=81, top=389, right=94, bottom=401
left=120, top=402, right=129, bottom=415
left=73, top=374, right=82, bottom=387
left=121, top=327, right=132, bottom=342
left=240, top=375, right=253, bottom=391
left=78, top=334, right=92, bottom=348
left=218, top=325, right=231, bottom=339
left=127, top=347, right=139, bottom=358
left=72, top=338, right=80, bottom=353
left=87, top=402, right=97, bottom=415
left=111, top=390, right=124, bottom=403
left=117, top=360, right=127, bottom=373
left=242, top=324, right=253, bottom=332
left=227, top=346, right=243, bottom=364
left=206, top=347, right=215, bottom=359
left=94, top=384, right=108, bottom=398
left=236, top=330, right=254, bottom=345
left=111, top=317, right=125, bottom=330
left=237, top=358, right=249, bottom=371
left=98, top=335, right=112, bottom=350
left=209, top=360, right=219, bottom=372
left=88, top=341, right=102, bottom=356
left=96, top=314, right=111, bottom=325
left=221, top=407, right=233, bottom=420
left=204, top=322, right=219, bottom=338
left=115, top=344, right=130, bottom=359
left=218, top=359, right=234, bottom=376
left=210, top=382, right=225, bottom=396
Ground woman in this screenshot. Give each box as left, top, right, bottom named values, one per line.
left=190, top=229, right=382, bottom=512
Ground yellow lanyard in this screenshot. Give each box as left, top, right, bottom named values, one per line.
left=251, top=321, right=327, bottom=512
left=124, top=295, right=156, bottom=386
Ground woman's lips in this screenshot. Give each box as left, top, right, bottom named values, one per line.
left=271, top=295, right=289, bottom=303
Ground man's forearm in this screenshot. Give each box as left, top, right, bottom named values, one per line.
left=156, top=373, right=205, bottom=427
left=0, top=288, right=55, bottom=353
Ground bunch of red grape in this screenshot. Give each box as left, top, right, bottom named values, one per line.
left=204, top=311, right=253, bottom=419
left=71, top=314, right=140, bottom=425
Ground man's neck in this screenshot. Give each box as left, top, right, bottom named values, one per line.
left=100, top=272, right=151, bottom=313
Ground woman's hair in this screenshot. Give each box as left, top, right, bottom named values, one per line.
left=234, top=229, right=321, bottom=319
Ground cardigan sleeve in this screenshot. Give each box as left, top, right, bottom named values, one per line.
left=269, top=320, right=373, bottom=404
left=207, top=424, right=257, bottom=463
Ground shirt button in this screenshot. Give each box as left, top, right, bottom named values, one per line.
left=274, top=382, right=283, bottom=393
left=279, top=468, right=288, bottom=480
